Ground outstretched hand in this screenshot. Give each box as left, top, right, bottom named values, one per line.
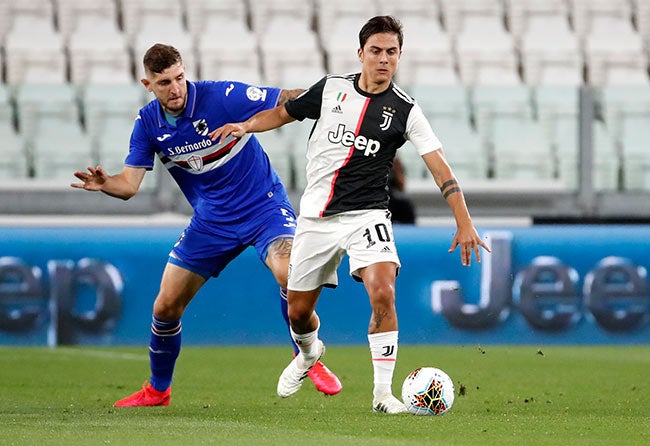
left=71, top=166, right=108, bottom=191
left=448, top=226, right=491, bottom=266
left=209, top=122, right=248, bottom=143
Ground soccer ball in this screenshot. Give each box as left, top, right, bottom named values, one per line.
left=401, top=367, right=455, bottom=416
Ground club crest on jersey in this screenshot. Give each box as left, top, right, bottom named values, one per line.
left=193, top=119, right=209, bottom=136
left=186, top=154, right=204, bottom=172
left=380, top=106, right=395, bottom=131
left=246, top=86, right=267, bottom=102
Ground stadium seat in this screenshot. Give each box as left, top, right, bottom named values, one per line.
left=408, top=84, right=472, bottom=126
left=317, top=0, right=378, bottom=73
left=394, top=16, right=458, bottom=86
left=185, top=0, right=248, bottom=38
left=15, top=84, right=80, bottom=147
left=398, top=85, right=475, bottom=178
left=619, top=115, right=650, bottom=190
left=599, top=85, right=650, bottom=190
left=553, top=116, right=615, bottom=191
left=375, top=0, right=440, bottom=23
left=0, top=79, right=12, bottom=123
left=471, top=85, right=539, bottom=179
left=101, top=125, right=160, bottom=191
left=405, top=87, right=478, bottom=180
left=518, top=9, right=583, bottom=86
left=633, top=0, right=650, bottom=44
left=439, top=0, right=504, bottom=36
left=506, top=0, right=569, bottom=44
left=197, top=22, right=262, bottom=84
left=283, top=119, right=315, bottom=191
left=395, top=142, right=429, bottom=182
left=492, top=119, right=555, bottom=181
left=553, top=119, right=580, bottom=189
left=120, top=0, right=184, bottom=42
left=600, top=85, right=650, bottom=141
left=316, top=0, right=378, bottom=35
left=68, top=18, right=132, bottom=85
left=4, top=15, right=66, bottom=84
left=253, top=129, right=293, bottom=188
left=591, top=120, right=620, bottom=191
left=80, top=82, right=161, bottom=190
left=584, top=18, right=648, bottom=86
left=249, top=0, right=314, bottom=37
left=0, top=85, right=28, bottom=179
left=433, top=120, right=488, bottom=181
left=471, top=85, right=534, bottom=141
left=455, top=15, right=520, bottom=85
left=31, top=119, right=92, bottom=180
left=570, top=0, right=633, bottom=39
left=57, top=0, right=119, bottom=38
left=81, top=83, right=145, bottom=146
left=259, top=21, right=325, bottom=88
left=14, top=84, right=87, bottom=179
left=534, top=86, right=580, bottom=188
left=0, top=123, right=28, bottom=179
left=322, top=16, right=368, bottom=74
left=0, top=0, right=54, bottom=41
left=95, top=115, right=159, bottom=191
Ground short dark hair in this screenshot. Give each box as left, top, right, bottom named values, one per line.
left=359, top=16, right=403, bottom=50
left=143, top=43, right=183, bottom=74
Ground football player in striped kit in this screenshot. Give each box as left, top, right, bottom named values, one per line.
left=209, top=16, right=489, bottom=413
left=72, top=43, right=341, bottom=407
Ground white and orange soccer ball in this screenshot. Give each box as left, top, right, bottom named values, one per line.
left=401, top=367, right=455, bottom=416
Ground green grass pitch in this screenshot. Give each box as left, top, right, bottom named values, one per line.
left=0, top=345, right=648, bottom=445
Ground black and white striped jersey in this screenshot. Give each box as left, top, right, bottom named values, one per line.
left=285, top=73, right=441, bottom=217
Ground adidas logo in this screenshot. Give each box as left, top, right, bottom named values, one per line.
left=331, top=104, right=343, bottom=114
left=381, top=246, right=392, bottom=253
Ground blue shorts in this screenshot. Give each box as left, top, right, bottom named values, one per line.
left=168, top=200, right=297, bottom=280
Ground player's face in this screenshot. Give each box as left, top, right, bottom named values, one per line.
left=358, top=32, right=401, bottom=89
left=142, top=62, right=188, bottom=114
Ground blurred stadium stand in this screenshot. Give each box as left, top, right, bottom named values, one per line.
left=0, top=0, right=649, bottom=222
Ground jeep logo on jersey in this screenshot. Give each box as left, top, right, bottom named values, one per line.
left=186, top=154, right=203, bottom=172
left=193, top=119, right=209, bottom=136
left=328, top=124, right=380, bottom=156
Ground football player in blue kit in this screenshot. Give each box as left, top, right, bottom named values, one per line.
left=71, top=44, right=341, bottom=406
left=210, top=16, right=489, bottom=414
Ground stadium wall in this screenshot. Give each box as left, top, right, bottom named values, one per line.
left=1, top=224, right=648, bottom=346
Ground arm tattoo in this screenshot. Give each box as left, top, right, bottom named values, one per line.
left=440, top=179, right=461, bottom=200
left=277, top=89, right=305, bottom=106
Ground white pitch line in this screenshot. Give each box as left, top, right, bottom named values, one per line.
left=48, top=347, right=148, bottom=361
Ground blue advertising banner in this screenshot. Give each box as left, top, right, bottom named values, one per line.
left=0, top=225, right=648, bottom=346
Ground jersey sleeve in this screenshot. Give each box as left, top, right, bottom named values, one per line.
left=124, top=114, right=155, bottom=170
left=404, top=103, right=442, bottom=156
left=284, top=76, right=327, bottom=121
left=219, top=81, right=282, bottom=122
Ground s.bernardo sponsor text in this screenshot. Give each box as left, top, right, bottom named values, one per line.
left=166, top=138, right=212, bottom=156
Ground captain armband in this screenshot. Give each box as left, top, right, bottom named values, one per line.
left=439, top=179, right=461, bottom=199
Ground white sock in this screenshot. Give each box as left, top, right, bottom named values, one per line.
left=368, top=331, right=399, bottom=400
left=291, top=326, right=319, bottom=364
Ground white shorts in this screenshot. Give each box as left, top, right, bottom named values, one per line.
left=287, top=209, right=401, bottom=291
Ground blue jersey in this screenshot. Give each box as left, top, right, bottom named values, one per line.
left=126, top=80, right=287, bottom=226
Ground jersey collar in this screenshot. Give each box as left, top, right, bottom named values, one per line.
left=354, top=73, right=393, bottom=98
left=156, top=80, right=198, bottom=128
